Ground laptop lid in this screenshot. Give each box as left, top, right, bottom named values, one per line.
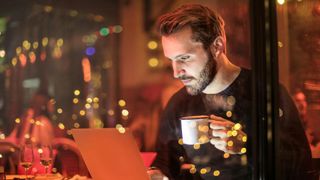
left=71, top=128, right=149, bottom=180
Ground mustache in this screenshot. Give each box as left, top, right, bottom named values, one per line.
left=177, top=75, right=194, bottom=81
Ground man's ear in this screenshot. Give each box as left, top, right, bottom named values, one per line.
left=211, top=36, right=225, bottom=58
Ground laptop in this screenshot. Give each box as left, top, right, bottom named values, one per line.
left=71, top=128, right=152, bottom=180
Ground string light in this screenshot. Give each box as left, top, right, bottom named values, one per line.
left=29, top=52, right=36, bottom=64
left=42, top=37, right=49, bottom=47
left=108, top=109, right=114, bottom=116
left=57, top=38, right=64, bottom=47
left=112, top=25, right=123, bottom=33
left=242, top=136, right=247, bottom=142
left=15, top=118, right=21, bottom=124
left=79, top=110, right=86, bottom=116
left=213, top=170, right=220, bottom=176
left=148, top=58, right=159, bottom=67
left=189, top=167, right=196, bottom=174
left=16, top=47, right=22, bottom=54
left=121, top=109, right=129, bottom=116
left=74, top=90, right=80, bottom=96
left=19, top=54, right=27, bottom=67
left=57, top=108, right=63, bottom=114
left=200, top=168, right=207, bottom=174
left=147, top=41, right=158, bottom=50
left=233, top=123, right=242, bottom=130
left=58, top=123, right=65, bottom=130
left=85, top=103, right=91, bottom=109
left=0, top=50, right=5, bottom=58
left=73, top=98, right=79, bottom=104
left=74, top=123, right=80, bottom=128
left=11, top=57, right=18, bottom=66
left=226, top=111, right=232, bottom=117
left=85, top=47, right=95, bottom=56
left=118, top=99, right=126, bottom=107
left=193, top=143, right=200, bottom=150
left=99, top=27, right=109, bottom=36
left=32, top=42, right=39, bottom=49
left=86, top=98, right=93, bottom=103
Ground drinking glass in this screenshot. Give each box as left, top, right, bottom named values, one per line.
left=19, top=142, right=34, bottom=179
left=38, top=144, right=53, bottom=175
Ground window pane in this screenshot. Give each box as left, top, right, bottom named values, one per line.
left=277, top=0, right=320, bottom=178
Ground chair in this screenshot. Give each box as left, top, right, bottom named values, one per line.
left=52, top=137, right=90, bottom=178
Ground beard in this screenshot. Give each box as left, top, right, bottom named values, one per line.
left=185, top=51, right=217, bottom=95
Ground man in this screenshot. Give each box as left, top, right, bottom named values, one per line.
left=151, top=4, right=314, bottom=180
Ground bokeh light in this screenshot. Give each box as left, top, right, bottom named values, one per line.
left=74, top=90, right=80, bottom=96
left=85, top=47, right=96, bottom=56
left=213, top=170, right=220, bottom=176
left=118, top=99, right=126, bottom=107
left=32, top=42, right=39, bottom=49
left=113, top=25, right=123, bottom=33
left=12, top=57, right=18, bottom=66
left=73, top=98, right=79, bottom=104
left=99, top=27, right=110, bottom=36
left=0, top=50, right=6, bottom=58
left=42, top=37, right=49, bottom=47
left=147, top=41, right=158, bottom=50
left=58, top=123, right=65, bottom=130
left=121, top=109, right=129, bottom=116
left=148, top=58, right=159, bottom=67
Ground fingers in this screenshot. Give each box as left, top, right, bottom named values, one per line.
left=209, top=115, right=234, bottom=130
left=210, top=137, right=227, bottom=152
left=208, top=115, right=247, bottom=154
left=210, top=122, right=233, bottom=130
left=211, top=129, right=227, bottom=138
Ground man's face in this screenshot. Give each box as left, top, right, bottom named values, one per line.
left=162, top=27, right=216, bottom=95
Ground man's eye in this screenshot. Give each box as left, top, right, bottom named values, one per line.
left=180, top=56, right=190, bottom=60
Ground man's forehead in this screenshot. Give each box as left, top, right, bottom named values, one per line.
left=161, top=29, right=202, bottom=59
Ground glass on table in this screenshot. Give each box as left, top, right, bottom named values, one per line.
left=38, top=144, right=53, bottom=175
left=19, top=141, right=34, bottom=180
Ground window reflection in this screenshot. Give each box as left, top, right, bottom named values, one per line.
left=277, top=0, right=320, bottom=177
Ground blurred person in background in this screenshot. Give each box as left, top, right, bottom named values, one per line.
left=7, top=90, right=56, bottom=175
left=8, top=90, right=55, bottom=146
left=292, top=89, right=320, bottom=159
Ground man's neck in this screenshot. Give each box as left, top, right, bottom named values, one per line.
left=202, top=54, right=241, bottom=94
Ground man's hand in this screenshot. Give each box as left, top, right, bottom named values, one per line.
left=209, top=114, right=247, bottom=154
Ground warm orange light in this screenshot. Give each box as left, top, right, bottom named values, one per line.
left=82, top=57, right=91, bottom=82
left=19, top=54, right=27, bottom=67
left=29, top=52, right=36, bottom=64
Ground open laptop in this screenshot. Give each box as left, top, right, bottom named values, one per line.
left=71, top=128, right=152, bottom=180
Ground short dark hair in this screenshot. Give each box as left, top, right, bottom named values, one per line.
left=157, top=4, right=226, bottom=51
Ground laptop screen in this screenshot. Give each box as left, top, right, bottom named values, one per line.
left=71, top=128, right=150, bottom=180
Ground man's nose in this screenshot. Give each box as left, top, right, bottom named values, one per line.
left=172, top=61, right=184, bottom=78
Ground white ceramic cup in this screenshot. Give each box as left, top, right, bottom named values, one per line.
left=180, top=115, right=210, bottom=145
